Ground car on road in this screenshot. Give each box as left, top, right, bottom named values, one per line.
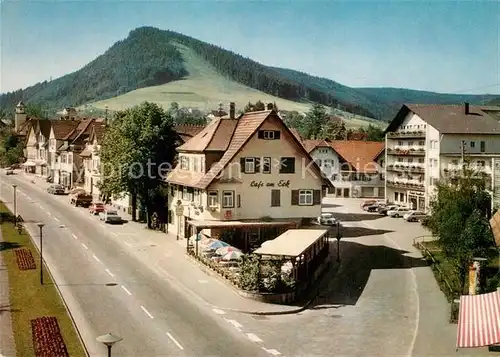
left=5, top=169, right=14, bottom=175
left=403, top=210, right=428, bottom=222
left=99, top=210, right=122, bottom=224
left=317, top=212, right=339, bottom=226
left=378, top=204, right=399, bottom=215
left=89, top=202, right=105, bottom=215
left=387, top=206, right=412, bottom=218
left=361, top=199, right=378, bottom=209
left=69, top=191, right=93, bottom=207
left=47, top=184, right=65, bottom=195
left=365, top=202, right=387, bottom=212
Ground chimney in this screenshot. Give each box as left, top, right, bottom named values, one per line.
left=267, top=103, right=274, bottom=110
left=229, top=102, right=235, bottom=119
left=464, top=102, right=470, bottom=115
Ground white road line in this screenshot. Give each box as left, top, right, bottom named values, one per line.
left=212, top=308, right=226, bottom=315
left=247, top=333, right=263, bottom=343
left=47, top=212, right=52, bottom=216
left=72, top=234, right=78, bottom=240
left=81, top=243, right=88, bottom=250
left=166, top=332, right=184, bottom=350
left=111, top=232, right=118, bottom=236
left=225, top=318, right=243, bottom=331
left=140, top=305, right=154, bottom=319
left=262, top=347, right=281, bottom=356
left=105, top=269, right=115, bottom=277
left=124, top=241, right=133, bottom=247
left=121, top=285, right=132, bottom=295
left=198, top=279, right=208, bottom=284
left=53, top=217, right=59, bottom=222
left=92, top=254, right=101, bottom=263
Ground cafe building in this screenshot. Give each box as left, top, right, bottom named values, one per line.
left=166, top=102, right=331, bottom=246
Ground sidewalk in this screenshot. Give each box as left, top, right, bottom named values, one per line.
left=0, top=225, right=16, bottom=357
left=13, top=172, right=323, bottom=315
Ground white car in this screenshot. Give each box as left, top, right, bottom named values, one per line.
left=403, top=210, right=428, bottom=222
left=317, top=212, right=339, bottom=226
left=387, top=206, right=411, bottom=218
left=99, top=210, right=122, bottom=223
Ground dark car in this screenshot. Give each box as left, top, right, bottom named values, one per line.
left=378, top=204, right=399, bottom=215
left=69, top=192, right=93, bottom=207
left=47, top=184, right=65, bottom=195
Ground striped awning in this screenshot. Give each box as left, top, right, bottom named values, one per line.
left=456, top=290, right=500, bottom=349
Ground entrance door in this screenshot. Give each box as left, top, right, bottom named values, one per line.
left=409, top=196, right=417, bottom=210
left=336, top=188, right=342, bottom=197
left=184, top=216, right=190, bottom=238
left=343, top=188, right=350, bottom=197
left=418, top=197, right=425, bottom=211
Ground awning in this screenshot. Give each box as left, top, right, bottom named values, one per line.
left=22, top=161, right=35, bottom=166
left=456, top=290, right=500, bottom=349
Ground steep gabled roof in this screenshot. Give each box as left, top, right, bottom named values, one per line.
left=51, top=120, right=80, bottom=140
left=38, top=120, right=52, bottom=138
left=89, top=124, right=106, bottom=144
left=177, top=118, right=239, bottom=152
left=329, top=140, right=385, bottom=173
left=301, top=139, right=331, bottom=153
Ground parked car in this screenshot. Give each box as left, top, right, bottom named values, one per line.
left=365, top=202, right=386, bottom=212
left=378, top=204, right=399, bottom=215
left=361, top=199, right=378, bottom=209
left=89, top=202, right=105, bottom=215
left=387, top=206, right=412, bottom=218
left=317, top=212, right=339, bottom=226
left=5, top=169, right=13, bottom=175
left=69, top=192, right=93, bottom=207
left=47, top=184, right=65, bottom=195
left=404, top=211, right=429, bottom=222
left=99, top=210, right=122, bottom=223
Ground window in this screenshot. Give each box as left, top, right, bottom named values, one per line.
left=298, top=190, right=313, bottom=205
left=222, top=191, right=234, bottom=208
left=180, top=156, right=189, bottom=170
left=243, top=157, right=256, bottom=173
left=477, top=160, right=485, bottom=167
left=316, top=159, right=323, bottom=167
left=398, top=141, right=403, bottom=146
left=262, top=157, right=271, bottom=174
left=452, top=160, right=458, bottom=165
left=398, top=157, right=403, bottom=162
left=419, top=141, right=425, bottom=146
left=182, top=186, right=188, bottom=200
left=394, top=192, right=398, bottom=201
left=237, top=194, right=241, bottom=208
left=418, top=158, right=425, bottom=163
left=408, top=141, right=414, bottom=147
left=470, top=141, right=475, bottom=148
left=208, top=191, right=218, bottom=207
left=271, top=189, right=280, bottom=207
left=258, top=130, right=280, bottom=140
left=279, top=157, right=295, bottom=174
left=194, top=189, right=201, bottom=205
left=408, top=158, right=413, bottom=163
left=480, top=141, right=485, bottom=153
left=68, top=153, right=72, bottom=164
left=193, top=157, right=198, bottom=172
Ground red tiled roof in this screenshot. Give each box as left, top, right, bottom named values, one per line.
left=174, top=124, right=205, bottom=138
left=301, top=139, right=331, bottom=153
left=329, top=140, right=385, bottom=173
left=51, top=120, right=80, bottom=140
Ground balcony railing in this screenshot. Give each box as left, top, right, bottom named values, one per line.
left=387, top=148, right=425, bottom=156
left=387, top=130, right=426, bottom=139
left=386, top=180, right=425, bottom=191
left=386, top=164, right=425, bottom=173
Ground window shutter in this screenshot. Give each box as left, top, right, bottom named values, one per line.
left=255, top=157, right=261, bottom=173
left=291, top=190, right=299, bottom=205
left=313, top=190, right=321, bottom=205
left=240, top=158, right=245, bottom=173
left=258, top=130, right=264, bottom=139
left=271, top=189, right=281, bottom=207
left=274, top=131, right=281, bottom=139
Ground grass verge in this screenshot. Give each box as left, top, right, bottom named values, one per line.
left=0, top=201, right=86, bottom=357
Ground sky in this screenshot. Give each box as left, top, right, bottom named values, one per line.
left=0, top=0, right=499, bottom=95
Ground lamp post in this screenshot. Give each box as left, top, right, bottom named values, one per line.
left=335, top=223, right=342, bottom=263
left=37, top=222, right=45, bottom=285
left=97, top=333, right=122, bottom=357
left=12, top=185, right=17, bottom=225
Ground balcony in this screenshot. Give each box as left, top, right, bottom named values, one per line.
left=387, top=148, right=425, bottom=156
left=387, top=130, right=426, bottom=139
left=386, top=164, right=425, bottom=174
left=386, top=180, right=425, bottom=191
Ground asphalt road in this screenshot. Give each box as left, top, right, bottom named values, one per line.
left=0, top=173, right=268, bottom=357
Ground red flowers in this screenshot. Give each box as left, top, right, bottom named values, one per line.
left=15, top=248, right=36, bottom=270
left=31, top=317, right=69, bottom=357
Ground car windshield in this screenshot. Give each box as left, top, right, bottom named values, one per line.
left=321, top=213, right=334, bottom=218
left=107, top=211, right=118, bottom=215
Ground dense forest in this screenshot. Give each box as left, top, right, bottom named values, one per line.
left=0, top=26, right=497, bottom=120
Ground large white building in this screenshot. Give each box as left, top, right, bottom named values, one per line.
left=385, top=103, right=500, bottom=211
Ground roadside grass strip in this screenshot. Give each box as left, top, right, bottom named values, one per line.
left=0, top=202, right=86, bottom=357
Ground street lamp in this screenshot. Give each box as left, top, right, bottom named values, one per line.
left=12, top=185, right=17, bottom=225
left=97, top=333, right=123, bottom=357
left=37, top=222, right=45, bottom=285
left=335, top=223, right=342, bottom=263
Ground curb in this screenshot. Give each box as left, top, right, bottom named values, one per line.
left=185, top=253, right=341, bottom=316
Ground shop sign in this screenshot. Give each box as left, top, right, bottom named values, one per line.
left=250, top=180, right=290, bottom=189
left=408, top=191, right=425, bottom=197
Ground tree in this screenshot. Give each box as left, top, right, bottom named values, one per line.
left=99, top=102, right=177, bottom=227
left=0, top=127, right=23, bottom=166
left=365, top=124, right=385, bottom=141
left=319, top=120, right=346, bottom=140
left=244, top=100, right=266, bottom=113
left=25, top=103, right=48, bottom=119
left=299, top=103, right=329, bottom=139
left=427, top=164, right=494, bottom=293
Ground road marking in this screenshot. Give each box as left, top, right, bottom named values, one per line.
left=262, top=347, right=281, bottom=356
left=47, top=212, right=52, bottom=216
left=53, top=217, right=59, bottom=222
left=212, top=308, right=226, bottom=315
left=105, top=269, right=115, bottom=277
left=140, top=305, right=154, bottom=319
left=72, top=234, right=78, bottom=240
left=92, top=254, right=101, bottom=263
left=111, top=232, right=118, bottom=236
left=81, top=243, right=88, bottom=250
left=225, top=318, right=242, bottom=331
left=124, top=241, right=133, bottom=247
left=166, top=332, right=184, bottom=350
left=198, top=279, right=208, bottom=284
left=121, top=285, right=132, bottom=295
left=247, top=333, right=263, bottom=343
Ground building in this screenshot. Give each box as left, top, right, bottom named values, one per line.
left=48, top=120, right=80, bottom=184
left=81, top=124, right=106, bottom=200
left=166, top=102, right=329, bottom=239
left=303, top=139, right=385, bottom=198
left=384, top=103, right=500, bottom=211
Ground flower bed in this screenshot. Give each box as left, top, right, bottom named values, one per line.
left=15, top=248, right=36, bottom=270
left=31, top=316, right=69, bottom=357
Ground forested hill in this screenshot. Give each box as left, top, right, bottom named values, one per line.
left=0, top=26, right=497, bottom=120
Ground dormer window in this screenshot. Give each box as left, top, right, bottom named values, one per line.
left=258, top=130, right=281, bottom=140
left=180, top=156, right=189, bottom=170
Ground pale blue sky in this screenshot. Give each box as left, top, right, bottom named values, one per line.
left=1, top=0, right=499, bottom=94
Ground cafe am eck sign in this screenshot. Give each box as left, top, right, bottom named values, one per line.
left=250, top=180, right=291, bottom=189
